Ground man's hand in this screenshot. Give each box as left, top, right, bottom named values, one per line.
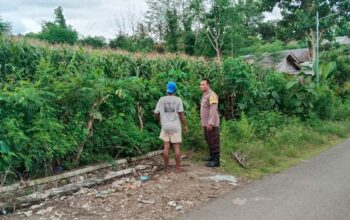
left=207, top=124, right=213, bottom=131
left=184, top=126, right=189, bottom=134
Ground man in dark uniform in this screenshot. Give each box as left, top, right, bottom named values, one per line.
left=200, top=79, right=220, bottom=167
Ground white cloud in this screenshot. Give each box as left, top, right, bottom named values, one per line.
left=18, top=0, right=102, bottom=8
left=264, top=6, right=282, bottom=21
left=1, top=1, right=282, bottom=38
left=0, top=0, right=148, bottom=39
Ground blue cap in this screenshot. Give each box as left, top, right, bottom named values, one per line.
left=166, top=82, right=177, bottom=94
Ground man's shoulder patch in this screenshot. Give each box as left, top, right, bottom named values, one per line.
left=209, top=92, right=218, bottom=104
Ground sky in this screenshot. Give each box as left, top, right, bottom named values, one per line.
left=0, top=0, right=281, bottom=39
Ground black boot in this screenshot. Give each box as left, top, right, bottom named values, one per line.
left=206, top=153, right=220, bottom=167
left=202, top=153, right=213, bottom=162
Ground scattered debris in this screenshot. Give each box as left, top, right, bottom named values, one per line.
left=1, top=209, right=7, bottom=215
left=233, top=151, right=249, bottom=169
left=200, top=175, right=238, bottom=186
left=176, top=205, right=183, bottom=211
left=180, top=155, right=188, bottom=160
left=82, top=203, right=91, bottom=211
left=36, top=206, right=53, bottom=215
left=74, top=187, right=89, bottom=195
left=30, top=203, right=46, bottom=210
left=95, top=189, right=115, bottom=198
left=232, top=198, right=247, bottom=206
left=135, top=165, right=150, bottom=171
left=167, top=201, right=177, bottom=207
left=140, top=175, right=150, bottom=182
left=18, top=210, right=32, bottom=217
left=138, top=199, right=155, bottom=205
left=5, top=158, right=239, bottom=220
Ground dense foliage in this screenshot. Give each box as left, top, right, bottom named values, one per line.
left=0, top=37, right=349, bottom=183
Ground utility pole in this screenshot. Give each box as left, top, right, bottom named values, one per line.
left=315, top=12, right=337, bottom=86
left=316, top=11, right=320, bottom=86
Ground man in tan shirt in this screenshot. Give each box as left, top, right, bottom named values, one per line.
left=200, top=79, right=220, bottom=167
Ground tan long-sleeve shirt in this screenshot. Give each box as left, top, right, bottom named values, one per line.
left=200, top=89, right=220, bottom=127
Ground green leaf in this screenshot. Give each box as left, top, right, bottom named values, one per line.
left=0, top=141, right=10, bottom=153
left=271, top=91, right=279, bottom=99
left=286, top=81, right=297, bottom=90
left=91, top=111, right=103, bottom=121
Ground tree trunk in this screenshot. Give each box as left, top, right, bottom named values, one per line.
left=74, top=115, right=95, bottom=165
left=310, top=29, right=316, bottom=63
left=74, top=97, right=103, bottom=165
left=216, top=48, right=221, bottom=62
left=137, top=102, right=144, bottom=131
left=215, top=39, right=222, bottom=62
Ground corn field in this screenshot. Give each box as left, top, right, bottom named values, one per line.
left=0, top=37, right=349, bottom=183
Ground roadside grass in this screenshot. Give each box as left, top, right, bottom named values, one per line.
left=185, top=119, right=350, bottom=180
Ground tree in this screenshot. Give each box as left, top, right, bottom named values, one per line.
left=54, top=6, right=67, bottom=28
left=109, top=34, right=130, bottom=50
left=37, top=6, right=78, bottom=44
left=145, top=0, right=169, bottom=41
left=145, top=0, right=196, bottom=42
left=203, top=0, right=233, bottom=61
left=79, top=36, right=107, bottom=48
left=261, top=0, right=350, bottom=61
left=165, top=8, right=180, bottom=52
left=258, top=21, right=278, bottom=42
left=0, top=17, right=11, bottom=35
left=183, top=30, right=196, bottom=55
left=109, top=34, right=155, bottom=52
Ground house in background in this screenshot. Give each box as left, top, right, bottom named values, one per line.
left=275, top=48, right=313, bottom=75
left=243, top=48, right=313, bottom=75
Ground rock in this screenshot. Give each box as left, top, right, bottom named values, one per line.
left=135, top=165, right=150, bottom=171
left=19, top=210, right=32, bottom=217
left=167, top=201, right=177, bottom=207
left=36, top=206, right=54, bottom=215
left=134, top=180, right=142, bottom=187
left=71, top=175, right=85, bottom=183
left=180, top=155, right=188, bottom=160
left=82, top=203, right=91, bottom=210
left=96, top=192, right=108, bottom=198
left=105, top=207, right=112, bottom=212
left=139, top=199, right=155, bottom=205
left=30, top=203, right=46, bottom=210
left=128, top=181, right=142, bottom=190
left=95, top=189, right=115, bottom=198
left=54, top=211, right=64, bottom=218
left=176, top=205, right=183, bottom=211
left=152, top=166, right=159, bottom=172
left=112, top=179, right=126, bottom=187
left=75, top=187, right=89, bottom=195
left=60, top=196, right=66, bottom=200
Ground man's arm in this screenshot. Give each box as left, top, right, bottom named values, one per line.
left=154, top=113, right=160, bottom=123
left=207, top=93, right=219, bottom=130
left=179, top=112, right=189, bottom=133
left=154, top=99, right=161, bottom=124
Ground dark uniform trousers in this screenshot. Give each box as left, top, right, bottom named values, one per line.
left=204, top=127, right=220, bottom=154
